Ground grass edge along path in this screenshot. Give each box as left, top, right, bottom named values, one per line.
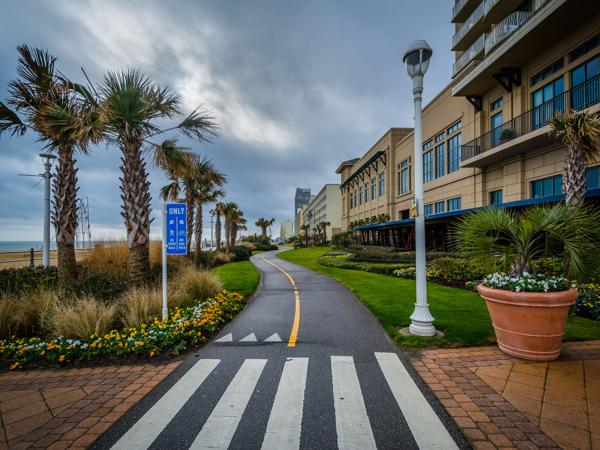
left=278, top=247, right=600, bottom=348
left=211, top=260, right=261, bottom=298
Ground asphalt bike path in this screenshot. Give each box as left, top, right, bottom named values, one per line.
left=94, top=249, right=468, bottom=450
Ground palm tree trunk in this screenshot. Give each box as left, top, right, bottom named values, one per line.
left=52, top=146, right=78, bottom=284
left=121, top=141, right=151, bottom=285
left=563, top=145, right=588, bottom=207
left=224, top=218, right=231, bottom=252
left=261, top=226, right=267, bottom=237
left=185, top=188, right=194, bottom=254
left=194, top=202, right=203, bottom=267
left=231, top=224, right=237, bottom=248
left=215, top=213, right=222, bottom=252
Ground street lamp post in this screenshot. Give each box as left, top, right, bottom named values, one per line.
left=403, top=40, right=437, bottom=337
left=39, top=153, right=56, bottom=268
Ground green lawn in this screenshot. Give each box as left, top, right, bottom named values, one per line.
left=278, top=247, right=600, bottom=348
left=211, top=260, right=261, bottom=298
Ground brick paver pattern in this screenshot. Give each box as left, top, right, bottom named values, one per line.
left=411, top=340, right=600, bottom=450
left=0, top=362, right=180, bottom=449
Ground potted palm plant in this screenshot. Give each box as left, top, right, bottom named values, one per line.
left=452, top=204, right=600, bottom=361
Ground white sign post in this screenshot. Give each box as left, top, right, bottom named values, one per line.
left=161, top=202, right=187, bottom=321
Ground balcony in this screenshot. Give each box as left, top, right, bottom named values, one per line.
left=451, top=0, right=596, bottom=97
left=452, top=2, right=485, bottom=51
left=484, top=10, right=532, bottom=55
left=483, top=0, right=524, bottom=24
left=452, top=0, right=480, bottom=23
left=461, top=75, right=600, bottom=167
left=453, top=35, right=485, bottom=77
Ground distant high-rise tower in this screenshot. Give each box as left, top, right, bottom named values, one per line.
left=295, top=188, right=311, bottom=215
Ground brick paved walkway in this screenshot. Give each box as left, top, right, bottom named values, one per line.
left=0, top=362, right=180, bottom=449
left=411, top=340, right=600, bottom=450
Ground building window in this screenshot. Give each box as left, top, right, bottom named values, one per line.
left=424, top=203, right=433, bottom=217
left=423, top=139, right=433, bottom=150
left=400, top=209, right=410, bottom=220
left=531, top=175, right=562, bottom=198
left=531, top=58, right=564, bottom=86
left=532, top=77, right=564, bottom=129
left=434, top=132, right=445, bottom=143
left=379, top=172, right=385, bottom=197
left=447, top=121, right=461, bottom=135
left=359, top=190, right=363, bottom=205
left=447, top=197, right=461, bottom=211
left=490, top=97, right=503, bottom=111
left=364, top=184, right=369, bottom=202
left=423, top=151, right=433, bottom=183
left=434, top=143, right=445, bottom=178
left=371, top=177, right=376, bottom=200
left=588, top=166, right=600, bottom=189
left=447, top=133, right=461, bottom=173
left=400, top=159, right=410, bottom=194
left=569, top=33, right=600, bottom=63
left=434, top=201, right=445, bottom=214
left=570, top=55, right=600, bottom=111
left=490, top=189, right=503, bottom=205
left=490, top=111, right=503, bottom=147
left=354, top=192, right=358, bottom=208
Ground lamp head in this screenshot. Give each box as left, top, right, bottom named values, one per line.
left=403, top=39, right=433, bottom=79
left=39, top=152, right=57, bottom=165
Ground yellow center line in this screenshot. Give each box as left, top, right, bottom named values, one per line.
left=261, top=255, right=300, bottom=347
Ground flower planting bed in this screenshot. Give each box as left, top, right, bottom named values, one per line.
left=1, top=290, right=246, bottom=370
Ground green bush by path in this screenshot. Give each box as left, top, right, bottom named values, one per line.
left=211, top=260, right=260, bottom=298
left=278, top=247, right=600, bottom=348
left=318, top=255, right=412, bottom=276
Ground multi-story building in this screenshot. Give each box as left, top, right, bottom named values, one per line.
left=295, top=188, right=311, bottom=215
left=339, top=0, right=600, bottom=248
left=294, top=204, right=308, bottom=237
left=279, top=219, right=293, bottom=239
left=302, top=184, right=342, bottom=240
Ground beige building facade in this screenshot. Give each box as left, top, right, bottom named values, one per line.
left=279, top=219, right=293, bottom=239
left=303, top=184, right=342, bottom=240
left=338, top=0, right=600, bottom=247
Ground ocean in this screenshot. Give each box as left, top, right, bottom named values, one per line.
left=0, top=241, right=57, bottom=252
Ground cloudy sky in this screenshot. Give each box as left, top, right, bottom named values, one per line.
left=0, top=0, right=454, bottom=242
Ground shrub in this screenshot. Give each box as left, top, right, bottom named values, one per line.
left=82, top=241, right=163, bottom=279
left=347, top=246, right=450, bottom=262
left=231, top=246, right=252, bottom=261
left=255, top=243, right=278, bottom=251
left=530, top=257, right=565, bottom=277
left=242, top=235, right=271, bottom=245
left=0, top=290, right=62, bottom=339
left=171, top=267, right=222, bottom=307
left=430, top=257, right=488, bottom=283
left=318, top=255, right=412, bottom=276
left=118, top=287, right=163, bottom=328
left=41, top=296, right=117, bottom=339
left=331, top=231, right=356, bottom=249
left=237, top=242, right=257, bottom=251
left=0, top=266, right=58, bottom=294
left=212, top=252, right=232, bottom=267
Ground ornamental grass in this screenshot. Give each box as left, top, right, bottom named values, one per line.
left=1, top=290, right=246, bottom=369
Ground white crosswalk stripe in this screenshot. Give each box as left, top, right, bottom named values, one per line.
left=331, top=356, right=377, bottom=450
left=261, top=357, right=308, bottom=450
left=264, top=333, right=282, bottom=342
left=110, top=353, right=458, bottom=450
left=240, top=332, right=257, bottom=342
left=214, top=333, right=232, bottom=342
left=376, top=352, right=458, bottom=449
left=110, top=359, right=219, bottom=450
left=190, top=359, right=267, bottom=450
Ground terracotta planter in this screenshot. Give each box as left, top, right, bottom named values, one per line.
left=477, top=284, right=577, bottom=361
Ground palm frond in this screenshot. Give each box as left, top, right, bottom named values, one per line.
left=0, top=101, right=27, bottom=137
left=176, top=108, right=218, bottom=142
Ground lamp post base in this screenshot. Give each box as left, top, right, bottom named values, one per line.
left=409, top=304, right=437, bottom=336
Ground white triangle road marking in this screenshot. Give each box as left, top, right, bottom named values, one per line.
left=240, top=332, right=257, bottom=342
left=264, top=333, right=282, bottom=342
left=215, top=333, right=233, bottom=343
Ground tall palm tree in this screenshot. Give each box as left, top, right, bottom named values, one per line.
left=318, top=221, right=330, bottom=244
left=98, top=70, right=216, bottom=284
left=300, top=224, right=310, bottom=246
left=221, top=202, right=238, bottom=252
left=255, top=217, right=275, bottom=237
left=213, top=202, right=226, bottom=252
left=230, top=212, right=246, bottom=248
left=0, top=45, right=101, bottom=284
left=549, top=111, right=600, bottom=207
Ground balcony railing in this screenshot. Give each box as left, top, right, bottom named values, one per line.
left=484, top=10, right=532, bottom=54
left=483, top=0, right=500, bottom=17
left=453, top=34, right=485, bottom=77
left=462, top=75, right=600, bottom=162
left=452, top=2, right=484, bottom=49
left=452, top=0, right=470, bottom=20
left=534, top=0, right=550, bottom=11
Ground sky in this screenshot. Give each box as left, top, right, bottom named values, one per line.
left=0, top=0, right=454, bottom=242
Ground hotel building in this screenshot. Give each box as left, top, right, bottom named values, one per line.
left=338, top=0, right=600, bottom=248
left=303, top=184, right=342, bottom=240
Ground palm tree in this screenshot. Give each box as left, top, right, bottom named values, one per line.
left=213, top=202, right=226, bottom=252
left=300, top=224, right=310, bottom=247
left=0, top=45, right=101, bottom=284
left=98, top=69, right=216, bottom=285
left=451, top=204, right=600, bottom=280
left=549, top=111, right=600, bottom=207
left=221, top=202, right=238, bottom=252
left=231, top=214, right=246, bottom=248
left=255, top=217, right=274, bottom=237
left=318, top=221, right=330, bottom=244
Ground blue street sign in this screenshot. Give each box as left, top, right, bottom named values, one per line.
left=166, top=203, right=187, bottom=255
